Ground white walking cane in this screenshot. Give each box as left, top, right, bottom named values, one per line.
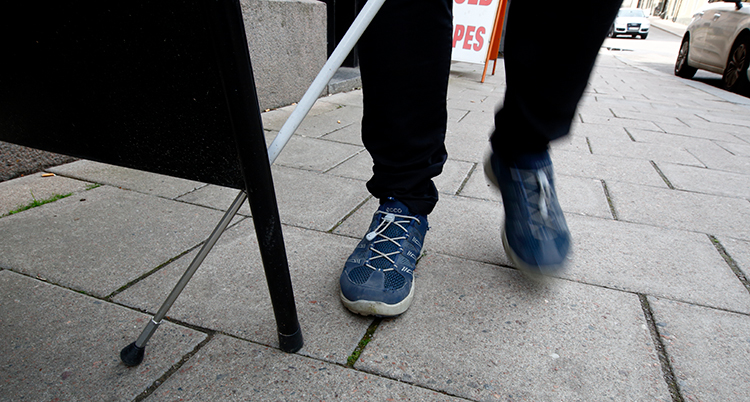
left=267, top=0, right=386, bottom=164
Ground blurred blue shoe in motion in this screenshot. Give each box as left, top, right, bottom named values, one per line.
left=484, top=151, right=570, bottom=275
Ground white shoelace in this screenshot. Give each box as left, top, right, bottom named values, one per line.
left=537, top=171, right=551, bottom=221
left=364, top=212, right=420, bottom=271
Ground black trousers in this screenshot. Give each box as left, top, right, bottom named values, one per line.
left=359, top=0, right=621, bottom=216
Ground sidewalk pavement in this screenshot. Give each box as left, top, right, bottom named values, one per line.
left=649, top=16, right=687, bottom=38
left=2, top=46, right=750, bottom=402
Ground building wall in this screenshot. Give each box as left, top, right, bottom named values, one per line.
left=638, top=0, right=711, bottom=25
left=240, top=0, right=328, bottom=110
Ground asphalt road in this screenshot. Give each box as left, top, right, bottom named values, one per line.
left=0, top=142, right=77, bottom=183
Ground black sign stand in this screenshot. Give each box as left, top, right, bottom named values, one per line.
left=1, top=0, right=303, bottom=365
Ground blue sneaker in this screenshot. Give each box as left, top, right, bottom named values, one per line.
left=484, top=151, right=570, bottom=275
left=339, top=198, right=428, bottom=317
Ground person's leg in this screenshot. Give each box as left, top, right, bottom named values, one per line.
left=486, top=0, right=621, bottom=274
left=358, top=0, right=453, bottom=216
left=340, top=0, right=452, bottom=316
left=492, top=0, right=621, bottom=157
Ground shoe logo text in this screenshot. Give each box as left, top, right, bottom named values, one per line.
left=400, top=266, right=413, bottom=274
left=385, top=207, right=403, bottom=214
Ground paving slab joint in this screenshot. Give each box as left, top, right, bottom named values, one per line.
left=624, top=127, right=636, bottom=142
left=638, top=294, right=686, bottom=402
left=346, top=317, right=382, bottom=368
left=650, top=161, right=675, bottom=190
left=322, top=148, right=366, bottom=174
left=132, top=332, right=216, bottom=402
left=708, top=235, right=750, bottom=294
left=455, top=162, right=478, bottom=196
left=328, top=195, right=374, bottom=233
left=105, top=246, right=201, bottom=301
left=600, top=180, right=619, bottom=220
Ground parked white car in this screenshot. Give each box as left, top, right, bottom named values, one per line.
left=609, top=8, right=650, bottom=39
left=675, top=0, right=750, bottom=93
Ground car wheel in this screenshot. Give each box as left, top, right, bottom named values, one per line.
left=607, top=25, right=614, bottom=38
left=723, top=36, right=750, bottom=93
left=675, top=36, right=697, bottom=79
left=631, top=34, right=637, bottom=38
left=640, top=34, right=648, bottom=40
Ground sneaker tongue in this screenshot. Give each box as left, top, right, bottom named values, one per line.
left=369, top=199, right=412, bottom=270
left=379, top=198, right=411, bottom=216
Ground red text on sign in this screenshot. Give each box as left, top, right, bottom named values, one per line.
left=453, top=24, right=486, bottom=51
left=455, top=0, right=493, bottom=5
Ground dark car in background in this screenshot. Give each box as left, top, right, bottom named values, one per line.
left=675, top=0, right=750, bottom=93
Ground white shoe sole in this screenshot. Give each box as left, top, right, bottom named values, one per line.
left=340, top=280, right=415, bottom=317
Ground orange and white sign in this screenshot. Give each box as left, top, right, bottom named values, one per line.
left=451, top=0, right=502, bottom=64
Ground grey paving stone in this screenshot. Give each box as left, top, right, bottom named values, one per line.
left=607, top=181, right=750, bottom=241
left=716, top=139, right=750, bottom=157
left=435, top=159, right=474, bottom=196
left=563, top=214, right=750, bottom=314
left=0, top=172, right=94, bottom=216
left=451, top=109, right=495, bottom=127
left=656, top=162, right=750, bottom=199
left=264, top=133, right=363, bottom=172
left=693, top=110, right=750, bottom=128
left=647, top=297, right=750, bottom=402
left=655, top=121, right=750, bottom=141
left=356, top=253, right=670, bottom=402
left=317, top=89, right=364, bottom=108
left=48, top=160, right=205, bottom=199
left=175, top=184, right=253, bottom=216
left=447, top=92, right=497, bottom=113
left=290, top=104, right=364, bottom=138
left=716, top=236, right=750, bottom=279
left=0, top=270, right=206, bottom=402
left=260, top=100, right=341, bottom=132
left=627, top=130, right=729, bottom=151
left=325, top=150, right=372, bottom=182
left=675, top=114, right=750, bottom=133
left=627, top=126, right=746, bottom=144
left=145, top=334, right=466, bottom=401
left=0, top=185, right=226, bottom=297
left=569, top=121, right=633, bottom=141
left=272, top=165, right=370, bottom=232
left=425, top=195, right=511, bottom=266
left=552, top=150, right=668, bottom=188
left=587, top=137, right=704, bottom=166
left=578, top=113, right=663, bottom=131
left=549, top=133, right=591, bottom=153
left=575, top=103, right=619, bottom=118
left=113, top=220, right=370, bottom=365
left=445, top=120, right=492, bottom=163
left=687, top=142, right=750, bottom=175
left=320, top=120, right=363, bottom=146
left=607, top=109, right=688, bottom=127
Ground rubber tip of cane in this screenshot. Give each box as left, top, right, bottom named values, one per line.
left=278, top=328, right=303, bottom=353
left=120, top=342, right=146, bottom=367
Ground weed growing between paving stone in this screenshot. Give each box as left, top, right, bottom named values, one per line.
left=347, top=317, right=382, bottom=367
left=4, top=191, right=73, bottom=217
